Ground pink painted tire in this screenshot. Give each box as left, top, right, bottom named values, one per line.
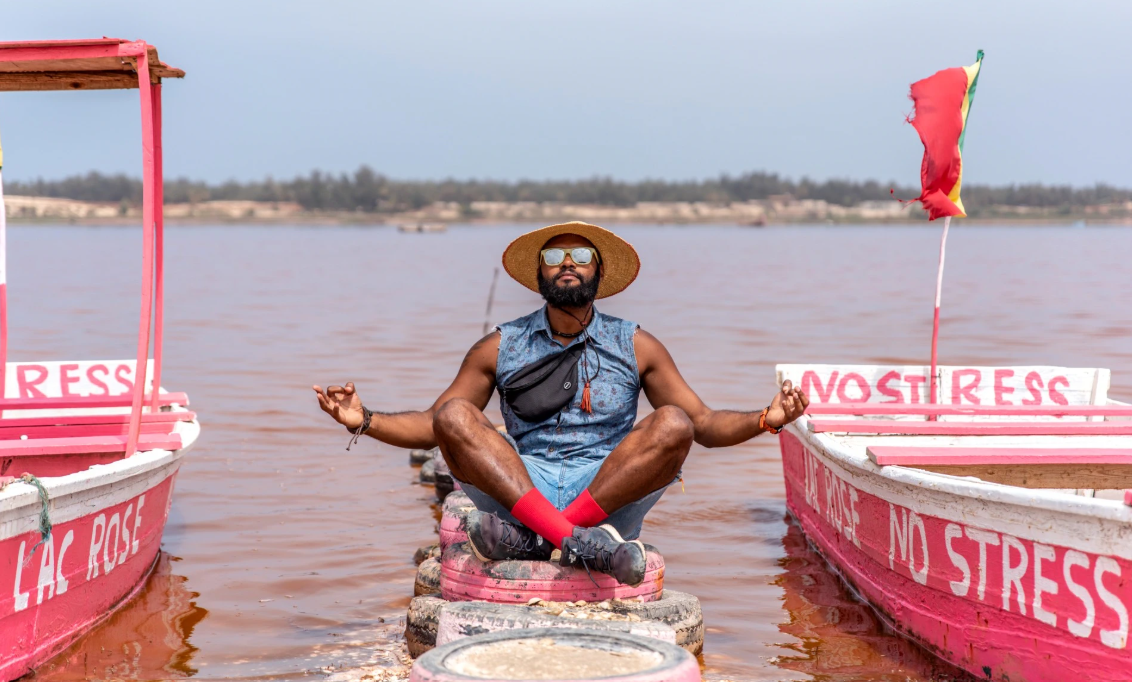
left=439, top=491, right=474, bottom=550
left=409, top=628, right=698, bottom=682
left=440, top=542, right=664, bottom=604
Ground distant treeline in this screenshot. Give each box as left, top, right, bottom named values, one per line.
left=6, top=167, right=1132, bottom=214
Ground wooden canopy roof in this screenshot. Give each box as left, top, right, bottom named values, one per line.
left=0, top=38, right=184, bottom=92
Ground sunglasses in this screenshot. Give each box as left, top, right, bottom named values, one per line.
left=541, top=247, right=598, bottom=266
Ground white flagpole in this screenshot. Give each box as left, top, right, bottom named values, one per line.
left=927, top=215, right=951, bottom=413
left=0, top=164, right=7, bottom=400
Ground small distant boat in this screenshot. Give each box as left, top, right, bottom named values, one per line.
left=0, top=39, right=200, bottom=681
left=774, top=362, right=1132, bottom=682
left=399, top=222, right=448, bottom=233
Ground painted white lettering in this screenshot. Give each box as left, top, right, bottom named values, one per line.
left=965, top=527, right=1000, bottom=602
left=1032, top=543, right=1059, bottom=627
left=824, top=468, right=835, bottom=522
left=888, top=504, right=908, bottom=571
left=55, top=530, right=74, bottom=596
left=1095, top=557, right=1129, bottom=649
left=118, top=504, right=133, bottom=567
left=13, top=541, right=30, bottom=612
left=102, top=513, right=121, bottom=575
left=132, top=495, right=145, bottom=555
left=945, top=523, right=971, bottom=597
left=35, top=535, right=56, bottom=604
left=847, top=487, right=861, bottom=548
left=1064, top=550, right=1095, bottom=638
left=908, top=511, right=929, bottom=585
left=87, top=514, right=106, bottom=580
left=1002, top=535, right=1029, bottom=615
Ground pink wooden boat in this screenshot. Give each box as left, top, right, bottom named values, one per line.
left=775, top=362, right=1132, bottom=681
left=0, top=40, right=198, bottom=680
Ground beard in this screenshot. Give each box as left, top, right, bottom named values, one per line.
left=537, top=268, right=601, bottom=308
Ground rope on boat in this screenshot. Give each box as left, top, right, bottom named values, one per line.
left=20, top=473, right=52, bottom=560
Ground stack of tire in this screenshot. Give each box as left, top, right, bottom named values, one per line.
left=407, top=490, right=705, bottom=664
left=413, top=447, right=455, bottom=502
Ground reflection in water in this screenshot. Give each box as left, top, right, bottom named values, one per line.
left=33, top=552, right=207, bottom=681
left=773, top=522, right=974, bottom=682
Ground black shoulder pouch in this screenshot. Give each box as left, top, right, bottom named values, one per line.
left=500, top=344, right=586, bottom=423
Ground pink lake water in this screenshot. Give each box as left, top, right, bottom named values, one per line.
left=8, top=223, right=1131, bottom=682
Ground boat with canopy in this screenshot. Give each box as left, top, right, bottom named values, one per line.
left=0, top=39, right=199, bottom=681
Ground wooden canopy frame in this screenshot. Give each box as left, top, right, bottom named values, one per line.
left=0, top=39, right=184, bottom=456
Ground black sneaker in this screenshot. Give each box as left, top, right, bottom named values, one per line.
left=559, top=524, right=647, bottom=586
left=465, top=510, right=554, bottom=562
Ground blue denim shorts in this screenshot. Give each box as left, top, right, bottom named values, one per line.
left=459, top=432, right=670, bottom=541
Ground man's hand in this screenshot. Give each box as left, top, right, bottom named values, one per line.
left=765, top=380, right=809, bottom=430
left=313, top=382, right=365, bottom=430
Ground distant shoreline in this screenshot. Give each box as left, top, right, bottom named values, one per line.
left=4, top=195, right=1131, bottom=227
left=7, top=217, right=1129, bottom=227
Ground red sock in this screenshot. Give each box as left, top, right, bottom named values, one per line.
left=563, top=489, right=608, bottom=528
left=510, top=489, right=576, bottom=549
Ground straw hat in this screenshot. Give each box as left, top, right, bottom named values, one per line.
left=502, top=222, right=640, bottom=300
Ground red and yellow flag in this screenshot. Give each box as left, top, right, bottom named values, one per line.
left=909, top=50, right=984, bottom=220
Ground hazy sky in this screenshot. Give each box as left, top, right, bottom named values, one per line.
left=2, top=1, right=1129, bottom=186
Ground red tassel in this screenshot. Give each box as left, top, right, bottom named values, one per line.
left=580, top=382, right=592, bottom=414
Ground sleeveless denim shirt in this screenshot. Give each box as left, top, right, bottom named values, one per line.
left=496, top=306, right=640, bottom=461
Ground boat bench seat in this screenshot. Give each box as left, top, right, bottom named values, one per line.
left=0, top=392, right=189, bottom=411
left=0, top=411, right=195, bottom=440
left=867, top=445, right=1132, bottom=489
left=0, top=406, right=193, bottom=478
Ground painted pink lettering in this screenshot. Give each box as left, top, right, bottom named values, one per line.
left=877, top=371, right=904, bottom=403
left=904, top=374, right=926, bottom=404
left=1048, top=376, right=1070, bottom=406
left=836, top=373, right=871, bottom=402
left=59, top=363, right=81, bottom=397
left=994, top=369, right=1015, bottom=405
left=951, top=369, right=982, bottom=405
left=802, top=370, right=838, bottom=403
left=1023, top=371, right=1044, bottom=406
left=17, top=365, right=49, bottom=399
left=86, top=364, right=110, bottom=396
left=114, top=364, right=134, bottom=393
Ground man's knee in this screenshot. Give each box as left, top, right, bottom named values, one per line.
left=433, top=398, right=481, bottom=439
left=651, top=405, right=694, bottom=447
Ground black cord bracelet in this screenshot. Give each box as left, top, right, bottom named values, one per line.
left=346, top=406, right=374, bottom=451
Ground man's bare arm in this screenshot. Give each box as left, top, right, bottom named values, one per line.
left=313, top=331, right=500, bottom=449
left=634, top=328, right=807, bottom=448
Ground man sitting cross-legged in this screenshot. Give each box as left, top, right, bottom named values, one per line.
left=314, top=221, right=808, bottom=586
